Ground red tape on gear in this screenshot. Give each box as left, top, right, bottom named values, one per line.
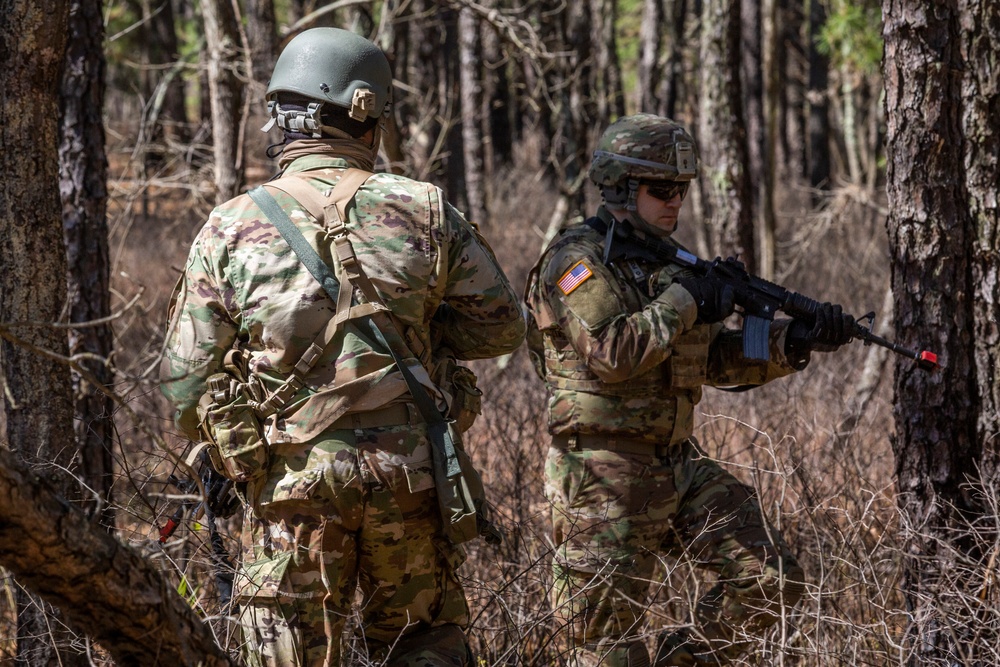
left=158, top=519, right=179, bottom=543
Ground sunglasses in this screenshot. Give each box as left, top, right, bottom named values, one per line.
left=644, top=181, right=690, bottom=202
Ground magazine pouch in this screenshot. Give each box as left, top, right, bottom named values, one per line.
left=198, top=350, right=270, bottom=483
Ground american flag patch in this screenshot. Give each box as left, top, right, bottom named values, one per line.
left=557, top=260, right=594, bottom=295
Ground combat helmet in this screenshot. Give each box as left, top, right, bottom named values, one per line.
left=263, top=27, right=392, bottom=137
left=589, top=113, right=698, bottom=209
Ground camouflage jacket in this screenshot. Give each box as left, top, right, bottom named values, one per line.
left=524, top=207, right=804, bottom=445
left=161, top=139, right=525, bottom=443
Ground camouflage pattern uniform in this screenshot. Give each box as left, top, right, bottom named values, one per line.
left=162, top=138, right=525, bottom=666
left=524, top=115, right=807, bottom=666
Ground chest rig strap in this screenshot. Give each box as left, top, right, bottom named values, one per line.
left=246, top=169, right=376, bottom=418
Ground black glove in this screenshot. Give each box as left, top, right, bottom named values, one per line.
left=787, top=302, right=855, bottom=354
left=674, top=275, right=736, bottom=324
left=811, top=302, right=854, bottom=351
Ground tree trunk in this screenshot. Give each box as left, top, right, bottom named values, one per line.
left=962, top=0, right=1000, bottom=482
left=778, top=0, right=805, bottom=182
left=395, top=0, right=450, bottom=184
left=740, top=0, right=764, bottom=194
left=60, top=0, right=115, bottom=531
left=0, top=3, right=89, bottom=665
left=590, top=0, right=625, bottom=123
left=0, top=445, right=238, bottom=667
left=741, top=0, right=774, bottom=280
left=841, top=68, right=861, bottom=183
left=441, top=10, right=466, bottom=208
left=518, top=0, right=558, bottom=173
left=698, top=0, right=756, bottom=271
left=479, top=0, right=514, bottom=174
left=201, top=0, right=245, bottom=204
left=143, top=0, right=189, bottom=146
left=245, top=0, right=279, bottom=173
left=458, top=7, right=488, bottom=227
left=560, top=0, right=594, bottom=220
left=638, top=0, right=663, bottom=112
left=659, top=0, right=687, bottom=118
left=806, top=0, right=830, bottom=195
left=375, top=0, right=407, bottom=174
left=883, top=0, right=1000, bottom=662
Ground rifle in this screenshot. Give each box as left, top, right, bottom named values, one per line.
left=598, top=218, right=939, bottom=371
left=158, top=446, right=241, bottom=607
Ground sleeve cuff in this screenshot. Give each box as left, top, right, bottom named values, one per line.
left=655, top=282, right=699, bottom=331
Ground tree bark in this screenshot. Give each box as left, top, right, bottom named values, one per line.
left=0, top=2, right=88, bottom=664
left=244, top=0, right=279, bottom=172
left=740, top=0, right=764, bottom=193
left=479, top=0, right=513, bottom=173
left=741, top=0, right=775, bottom=280
left=962, top=0, right=1000, bottom=482
left=659, top=0, right=687, bottom=118
left=441, top=10, right=466, bottom=208
left=806, top=0, right=830, bottom=195
left=589, top=0, right=625, bottom=123
left=245, top=0, right=278, bottom=100
left=143, top=0, right=189, bottom=146
left=458, top=7, right=488, bottom=227
left=0, top=445, right=237, bottom=667
left=638, top=0, right=663, bottom=112
left=60, top=0, right=115, bottom=530
left=201, top=0, right=246, bottom=203
left=883, top=0, right=1000, bottom=662
left=698, top=0, right=756, bottom=271
left=777, top=0, right=805, bottom=182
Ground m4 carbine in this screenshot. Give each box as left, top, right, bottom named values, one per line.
left=601, top=222, right=938, bottom=371
left=694, top=254, right=937, bottom=369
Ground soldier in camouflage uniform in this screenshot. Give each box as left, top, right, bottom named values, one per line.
left=524, top=114, right=853, bottom=666
left=161, top=28, right=525, bottom=667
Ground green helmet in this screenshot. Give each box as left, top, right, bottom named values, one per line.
left=588, top=113, right=698, bottom=188
left=266, top=27, right=392, bottom=123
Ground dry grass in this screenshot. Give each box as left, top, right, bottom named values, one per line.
left=3, top=142, right=989, bottom=666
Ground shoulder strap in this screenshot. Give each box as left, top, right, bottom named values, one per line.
left=264, top=167, right=373, bottom=224
left=249, top=180, right=462, bottom=478
left=261, top=176, right=327, bottom=222
left=245, top=174, right=383, bottom=417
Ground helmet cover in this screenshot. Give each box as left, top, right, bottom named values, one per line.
left=588, top=113, right=698, bottom=187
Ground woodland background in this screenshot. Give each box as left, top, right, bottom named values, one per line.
left=0, top=0, right=997, bottom=665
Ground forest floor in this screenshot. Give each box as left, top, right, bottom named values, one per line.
left=3, top=138, right=909, bottom=664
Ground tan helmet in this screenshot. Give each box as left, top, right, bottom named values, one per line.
left=589, top=113, right=698, bottom=190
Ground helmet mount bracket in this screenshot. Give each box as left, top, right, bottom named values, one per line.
left=350, top=89, right=376, bottom=121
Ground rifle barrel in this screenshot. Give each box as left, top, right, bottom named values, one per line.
left=853, top=324, right=939, bottom=370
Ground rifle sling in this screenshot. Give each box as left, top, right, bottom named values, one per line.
left=249, top=178, right=462, bottom=478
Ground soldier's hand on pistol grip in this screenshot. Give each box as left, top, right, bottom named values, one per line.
left=673, top=275, right=736, bottom=324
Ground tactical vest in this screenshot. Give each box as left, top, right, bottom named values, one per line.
left=525, top=223, right=713, bottom=445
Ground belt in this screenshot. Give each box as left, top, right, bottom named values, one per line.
left=550, top=432, right=669, bottom=458
left=329, top=403, right=414, bottom=431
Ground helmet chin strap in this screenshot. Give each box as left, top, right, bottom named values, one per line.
left=620, top=178, right=671, bottom=239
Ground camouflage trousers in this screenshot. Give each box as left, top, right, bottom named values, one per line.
left=236, top=421, right=471, bottom=667
left=545, top=438, right=805, bottom=666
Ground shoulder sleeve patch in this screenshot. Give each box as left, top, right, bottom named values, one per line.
left=557, top=260, right=594, bottom=295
